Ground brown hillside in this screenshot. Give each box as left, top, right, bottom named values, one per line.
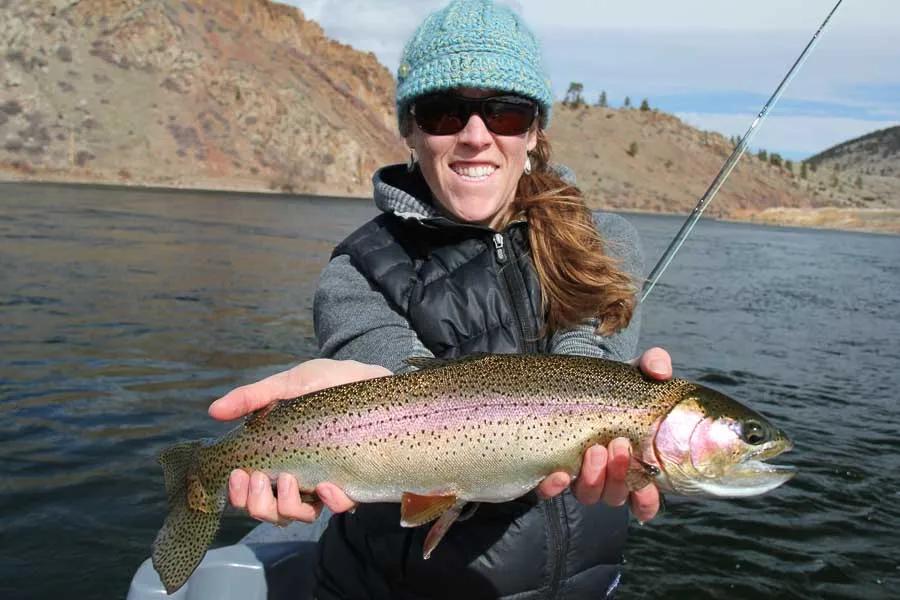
left=0, top=0, right=405, bottom=195
left=549, top=105, right=813, bottom=218
left=0, top=1, right=896, bottom=232
left=802, top=125, right=900, bottom=209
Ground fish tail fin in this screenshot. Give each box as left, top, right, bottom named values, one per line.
left=152, top=440, right=225, bottom=594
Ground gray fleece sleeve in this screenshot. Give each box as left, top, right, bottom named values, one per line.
left=314, top=254, right=433, bottom=374
left=549, top=213, right=645, bottom=362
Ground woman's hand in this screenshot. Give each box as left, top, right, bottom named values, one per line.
left=208, top=359, right=391, bottom=524
left=536, top=347, right=672, bottom=523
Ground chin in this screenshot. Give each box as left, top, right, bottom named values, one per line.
left=453, top=203, right=501, bottom=224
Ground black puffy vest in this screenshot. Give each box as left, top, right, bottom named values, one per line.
left=314, top=211, right=629, bottom=600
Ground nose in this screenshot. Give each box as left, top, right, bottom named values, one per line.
left=457, top=113, right=492, bottom=149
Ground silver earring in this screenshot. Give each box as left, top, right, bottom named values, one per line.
left=524, top=155, right=532, bottom=175
left=407, top=149, right=417, bottom=173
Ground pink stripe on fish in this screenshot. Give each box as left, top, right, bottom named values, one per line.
left=297, top=396, right=654, bottom=447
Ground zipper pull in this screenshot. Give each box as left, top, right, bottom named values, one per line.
left=492, top=233, right=507, bottom=263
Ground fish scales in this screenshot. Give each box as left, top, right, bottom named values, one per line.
left=210, top=354, right=677, bottom=500
left=152, top=353, right=795, bottom=594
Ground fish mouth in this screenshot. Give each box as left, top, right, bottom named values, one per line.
left=696, top=439, right=797, bottom=498
left=750, top=435, right=794, bottom=462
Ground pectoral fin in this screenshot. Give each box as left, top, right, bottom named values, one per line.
left=626, top=457, right=661, bottom=491
left=400, top=492, right=458, bottom=527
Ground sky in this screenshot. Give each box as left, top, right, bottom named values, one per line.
left=284, top=0, right=900, bottom=160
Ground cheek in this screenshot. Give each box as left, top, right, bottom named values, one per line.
left=689, top=419, right=743, bottom=477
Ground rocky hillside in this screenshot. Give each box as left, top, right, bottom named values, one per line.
left=548, top=106, right=899, bottom=232
left=802, top=125, right=900, bottom=208
left=549, top=105, right=813, bottom=219
left=1, top=0, right=897, bottom=232
left=0, top=0, right=405, bottom=195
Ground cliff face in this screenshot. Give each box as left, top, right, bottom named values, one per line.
left=0, top=0, right=406, bottom=195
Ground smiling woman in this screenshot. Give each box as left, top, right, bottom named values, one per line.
left=200, top=0, right=673, bottom=598
left=404, top=90, right=538, bottom=228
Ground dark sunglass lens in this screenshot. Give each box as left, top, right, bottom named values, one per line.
left=483, top=100, right=535, bottom=135
left=415, top=97, right=466, bottom=135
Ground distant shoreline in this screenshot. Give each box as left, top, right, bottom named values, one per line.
left=0, top=173, right=371, bottom=202
left=2, top=176, right=897, bottom=236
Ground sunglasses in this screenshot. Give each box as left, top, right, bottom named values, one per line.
left=410, top=94, right=539, bottom=136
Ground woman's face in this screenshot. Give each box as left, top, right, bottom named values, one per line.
left=405, top=88, right=538, bottom=230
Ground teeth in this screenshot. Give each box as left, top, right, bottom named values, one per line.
left=452, top=165, right=496, bottom=179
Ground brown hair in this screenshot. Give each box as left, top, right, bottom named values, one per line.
left=503, top=129, right=637, bottom=336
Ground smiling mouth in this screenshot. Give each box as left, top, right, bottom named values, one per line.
left=450, top=164, right=497, bottom=181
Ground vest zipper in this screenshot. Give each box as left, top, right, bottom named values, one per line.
left=492, top=233, right=507, bottom=263
left=492, top=231, right=537, bottom=353
left=546, top=495, right=566, bottom=598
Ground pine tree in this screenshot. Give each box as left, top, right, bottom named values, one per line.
left=623, top=96, right=632, bottom=109
left=564, top=82, right=585, bottom=107
left=639, top=98, right=650, bottom=111
left=800, top=161, right=808, bottom=179
left=596, top=91, right=608, bottom=108
left=757, top=149, right=768, bottom=162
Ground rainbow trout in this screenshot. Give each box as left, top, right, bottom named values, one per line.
left=152, top=354, right=795, bottom=593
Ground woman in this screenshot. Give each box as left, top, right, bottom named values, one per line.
left=210, top=0, right=671, bottom=597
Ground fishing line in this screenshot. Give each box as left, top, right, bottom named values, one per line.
left=640, top=0, right=844, bottom=303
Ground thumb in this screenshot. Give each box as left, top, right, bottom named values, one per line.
left=208, top=370, right=294, bottom=421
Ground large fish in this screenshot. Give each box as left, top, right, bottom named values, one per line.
left=152, top=354, right=795, bottom=593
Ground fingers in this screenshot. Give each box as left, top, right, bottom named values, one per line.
left=629, top=483, right=660, bottom=524
left=636, top=347, right=672, bottom=381
left=536, top=472, right=572, bottom=500
left=600, top=438, right=631, bottom=507
left=315, top=482, right=358, bottom=513
left=244, top=471, right=281, bottom=523
left=230, top=470, right=320, bottom=524
left=572, top=445, right=608, bottom=505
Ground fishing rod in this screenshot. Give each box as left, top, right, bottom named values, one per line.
left=640, top=0, right=844, bottom=303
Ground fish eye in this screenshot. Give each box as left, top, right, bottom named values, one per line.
left=742, top=420, right=767, bottom=445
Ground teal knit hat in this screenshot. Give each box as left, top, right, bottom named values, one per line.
left=396, top=0, right=553, bottom=131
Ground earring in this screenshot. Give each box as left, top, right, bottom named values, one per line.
left=407, top=149, right=417, bottom=173
left=524, top=154, right=532, bottom=175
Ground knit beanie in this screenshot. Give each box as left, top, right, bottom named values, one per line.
left=396, top=0, right=554, bottom=130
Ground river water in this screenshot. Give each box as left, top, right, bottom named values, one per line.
left=1, top=182, right=897, bottom=599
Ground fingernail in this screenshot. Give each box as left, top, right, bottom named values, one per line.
left=207, top=399, right=222, bottom=414
left=649, top=358, right=666, bottom=373
left=251, top=474, right=265, bottom=493
left=229, top=470, right=244, bottom=492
